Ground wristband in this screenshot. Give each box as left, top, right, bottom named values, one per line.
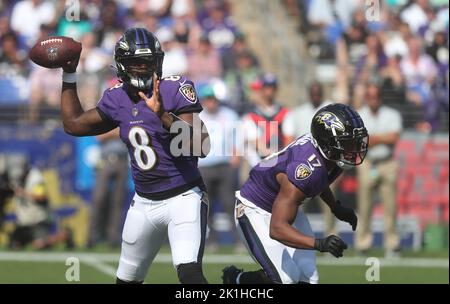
left=62, top=72, right=77, bottom=83
left=313, top=239, right=323, bottom=252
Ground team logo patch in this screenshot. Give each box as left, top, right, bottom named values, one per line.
left=179, top=84, right=197, bottom=103
left=295, top=164, right=312, bottom=180
left=315, top=111, right=345, bottom=131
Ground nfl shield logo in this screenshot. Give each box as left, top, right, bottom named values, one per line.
left=132, top=107, right=139, bottom=117
left=47, top=47, right=58, bottom=61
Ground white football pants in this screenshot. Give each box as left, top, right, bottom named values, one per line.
left=235, top=191, right=319, bottom=284
left=116, top=186, right=208, bottom=282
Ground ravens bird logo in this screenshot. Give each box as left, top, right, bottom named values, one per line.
left=315, top=111, right=345, bottom=131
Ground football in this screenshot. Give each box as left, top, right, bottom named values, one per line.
left=29, top=36, right=82, bottom=69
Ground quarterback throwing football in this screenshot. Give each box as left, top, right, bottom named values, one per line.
left=223, top=104, right=369, bottom=284
left=60, top=28, right=210, bottom=284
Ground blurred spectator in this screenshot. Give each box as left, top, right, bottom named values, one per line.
left=353, top=34, right=388, bottom=108
left=126, top=0, right=153, bottom=27
left=157, top=26, right=188, bottom=77
left=224, top=49, right=261, bottom=114
left=426, top=31, right=449, bottom=75
left=308, top=0, right=357, bottom=30
left=200, top=0, right=237, bottom=51
left=400, top=36, right=438, bottom=107
left=94, top=0, right=126, bottom=51
left=242, top=74, right=289, bottom=167
left=197, top=0, right=232, bottom=23
left=379, top=55, right=407, bottom=105
left=10, top=0, right=55, bottom=47
left=0, top=14, right=12, bottom=38
left=173, top=15, right=202, bottom=49
left=88, top=128, right=128, bottom=248
left=423, top=71, right=449, bottom=132
left=79, top=32, right=111, bottom=74
left=336, top=9, right=369, bottom=66
left=356, top=84, right=402, bottom=256
left=283, top=81, right=331, bottom=141
left=383, top=20, right=412, bottom=59
left=187, top=34, right=222, bottom=84
left=171, top=0, right=196, bottom=20
left=282, top=81, right=337, bottom=236
left=335, top=9, right=370, bottom=104
left=400, top=0, right=430, bottom=34
left=0, top=31, right=29, bottom=103
left=139, top=11, right=160, bottom=34
left=0, top=31, right=28, bottom=76
left=221, top=31, right=258, bottom=75
left=197, top=85, right=240, bottom=250
left=28, top=67, right=62, bottom=123
left=148, top=0, right=172, bottom=19
left=307, top=0, right=358, bottom=51
left=7, top=155, right=73, bottom=250
left=356, top=34, right=388, bottom=84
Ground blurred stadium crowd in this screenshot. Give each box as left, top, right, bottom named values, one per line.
left=286, top=0, right=449, bottom=131
left=0, top=0, right=448, bottom=253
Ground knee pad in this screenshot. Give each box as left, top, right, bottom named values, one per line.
left=116, top=277, right=143, bottom=284
left=176, top=262, right=208, bottom=284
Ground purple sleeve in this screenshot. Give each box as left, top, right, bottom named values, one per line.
left=96, top=89, right=120, bottom=127
left=161, top=76, right=203, bottom=115
left=286, top=162, right=316, bottom=197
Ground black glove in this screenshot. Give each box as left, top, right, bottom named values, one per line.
left=332, top=200, right=358, bottom=231
left=314, top=235, right=348, bottom=258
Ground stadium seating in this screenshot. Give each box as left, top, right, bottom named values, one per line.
left=395, top=138, right=449, bottom=227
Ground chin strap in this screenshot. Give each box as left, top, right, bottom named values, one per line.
left=337, top=161, right=354, bottom=171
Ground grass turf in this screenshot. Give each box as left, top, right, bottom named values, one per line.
left=0, top=259, right=447, bottom=284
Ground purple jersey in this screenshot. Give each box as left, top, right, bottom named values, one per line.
left=240, top=134, right=343, bottom=213
left=96, top=75, right=204, bottom=199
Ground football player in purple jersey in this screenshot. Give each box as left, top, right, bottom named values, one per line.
left=59, top=28, right=211, bottom=284
left=223, top=104, right=369, bottom=284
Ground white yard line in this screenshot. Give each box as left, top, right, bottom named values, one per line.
left=82, top=257, right=117, bottom=278
left=0, top=252, right=448, bottom=270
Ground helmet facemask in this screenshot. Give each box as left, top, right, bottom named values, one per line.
left=322, top=127, right=369, bottom=167
left=116, top=56, right=159, bottom=91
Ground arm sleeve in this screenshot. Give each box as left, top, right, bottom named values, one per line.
left=286, top=162, right=315, bottom=197
left=172, top=78, right=203, bottom=115
left=96, top=90, right=120, bottom=127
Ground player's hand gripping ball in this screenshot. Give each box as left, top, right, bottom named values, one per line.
left=29, top=36, right=82, bottom=72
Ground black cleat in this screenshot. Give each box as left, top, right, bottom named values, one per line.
left=222, top=265, right=243, bottom=284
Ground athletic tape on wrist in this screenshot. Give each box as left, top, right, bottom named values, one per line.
left=62, top=72, right=77, bottom=83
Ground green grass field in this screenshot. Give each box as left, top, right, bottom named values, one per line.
left=0, top=247, right=448, bottom=284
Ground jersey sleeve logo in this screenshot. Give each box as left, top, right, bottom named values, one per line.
left=179, top=83, right=198, bottom=103
left=295, top=164, right=312, bottom=180
left=315, top=111, right=345, bottom=131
